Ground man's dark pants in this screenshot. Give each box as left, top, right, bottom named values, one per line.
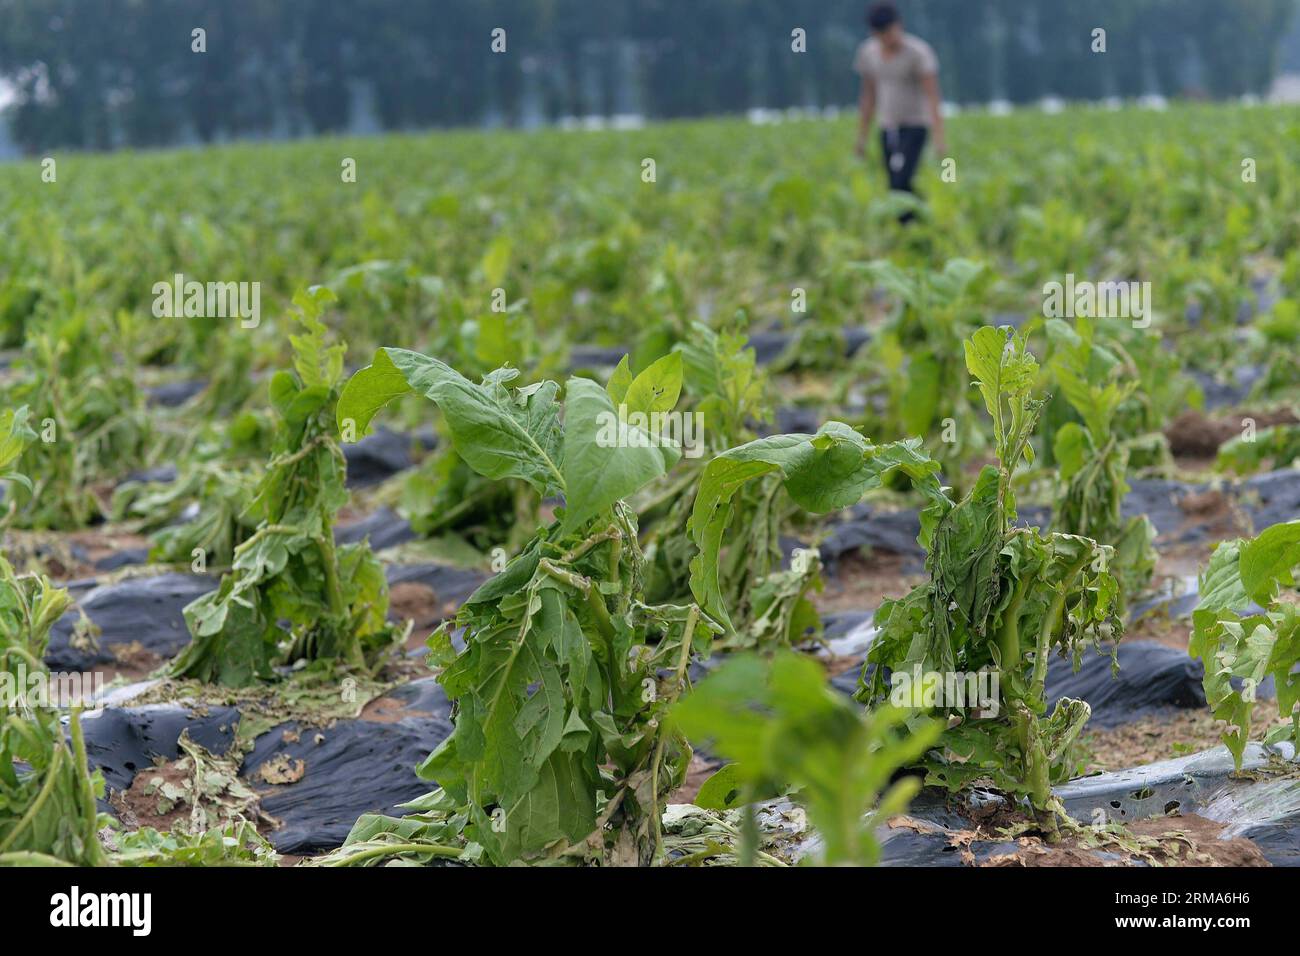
left=880, top=125, right=927, bottom=222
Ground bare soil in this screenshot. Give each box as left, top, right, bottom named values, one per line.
left=360, top=693, right=432, bottom=724
left=1079, top=698, right=1290, bottom=773
left=388, top=580, right=455, bottom=645
left=814, top=550, right=924, bottom=616
left=1123, top=608, right=1192, bottom=652
left=668, top=753, right=725, bottom=805
left=110, top=760, right=197, bottom=832
left=1166, top=407, right=1298, bottom=459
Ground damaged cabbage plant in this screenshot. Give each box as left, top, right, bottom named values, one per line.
left=0, top=409, right=270, bottom=868
left=2, top=312, right=153, bottom=530
left=689, top=327, right=1124, bottom=837
left=848, top=258, right=991, bottom=490
left=390, top=445, right=539, bottom=565
left=671, top=650, right=941, bottom=866
left=636, top=322, right=822, bottom=653
left=111, top=408, right=271, bottom=570
left=859, top=326, right=1123, bottom=836
left=0, top=664, right=105, bottom=867
left=686, top=421, right=947, bottom=640
left=168, top=289, right=403, bottom=687
left=1045, top=318, right=1157, bottom=609
left=1190, top=519, right=1300, bottom=769
left=327, top=345, right=716, bottom=866
left=122, top=460, right=258, bottom=569
left=0, top=549, right=107, bottom=867
left=0, top=407, right=107, bottom=865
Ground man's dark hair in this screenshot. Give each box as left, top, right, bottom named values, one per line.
left=867, top=2, right=900, bottom=31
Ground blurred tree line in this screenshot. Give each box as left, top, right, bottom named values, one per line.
left=0, top=0, right=1294, bottom=152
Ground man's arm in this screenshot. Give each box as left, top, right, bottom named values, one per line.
left=921, top=72, right=945, bottom=156
left=855, top=74, right=876, bottom=158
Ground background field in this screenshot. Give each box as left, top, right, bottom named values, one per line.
left=4, top=3, right=1300, bottom=872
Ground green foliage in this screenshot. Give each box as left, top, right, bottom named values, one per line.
left=725, top=550, right=825, bottom=654
left=116, top=460, right=258, bottom=568
left=111, top=408, right=272, bottom=570
left=0, top=413, right=72, bottom=676
left=0, top=704, right=106, bottom=867
left=395, top=448, right=537, bottom=562
left=672, top=322, right=769, bottom=449
left=1, top=314, right=152, bottom=529
left=688, top=422, right=945, bottom=634
left=5, top=88, right=1300, bottom=868
left=0, top=412, right=107, bottom=866
left=1190, top=520, right=1300, bottom=769
left=339, top=346, right=681, bottom=533
left=0, top=552, right=106, bottom=868
left=859, top=328, right=1123, bottom=828
left=672, top=651, right=941, bottom=866
left=854, top=259, right=990, bottom=479
left=963, top=323, right=1042, bottom=471
left=638, top=323, right=819, bottom=651
left=110, top=821, right=279, bottom=867
left=421, top=523, right=713, bottom=866
left=1046, top=318, right=1158, bottom=605
left=0, top=407, right=35, bottom=495
left=311, top=790, right=474, bottom=866
left=169, top=289, right=402, bottom=686
left=0, top=105, right=1291, bottom=518
left=1216, top=423, right=1300, bottom=476
left=337, top=347, right=715, bottom=865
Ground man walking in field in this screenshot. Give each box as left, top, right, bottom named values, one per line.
left=853, top=2, right=946, bottom=218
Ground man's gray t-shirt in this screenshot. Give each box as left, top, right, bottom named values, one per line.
left=853, top=34, right=939, bottom=129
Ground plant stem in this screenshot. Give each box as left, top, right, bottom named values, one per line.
left=561, top=525, right=621, bottom=564
left=0, top=851, right=73, bottom=866
left=1031, top=552, right=1089, bottom=701
left=0, top=737, right=64, bottom=854
left=69, top=706, right=106, bottom=865
left=543, top=560, right=618, bottom=647
left=649, top=605, right=700, bottom=864
left=326, top=842, right=464, bottom=866
left=996, top=575, right=1029, bottom=682
left=740, top=794, right=759, bottom=867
